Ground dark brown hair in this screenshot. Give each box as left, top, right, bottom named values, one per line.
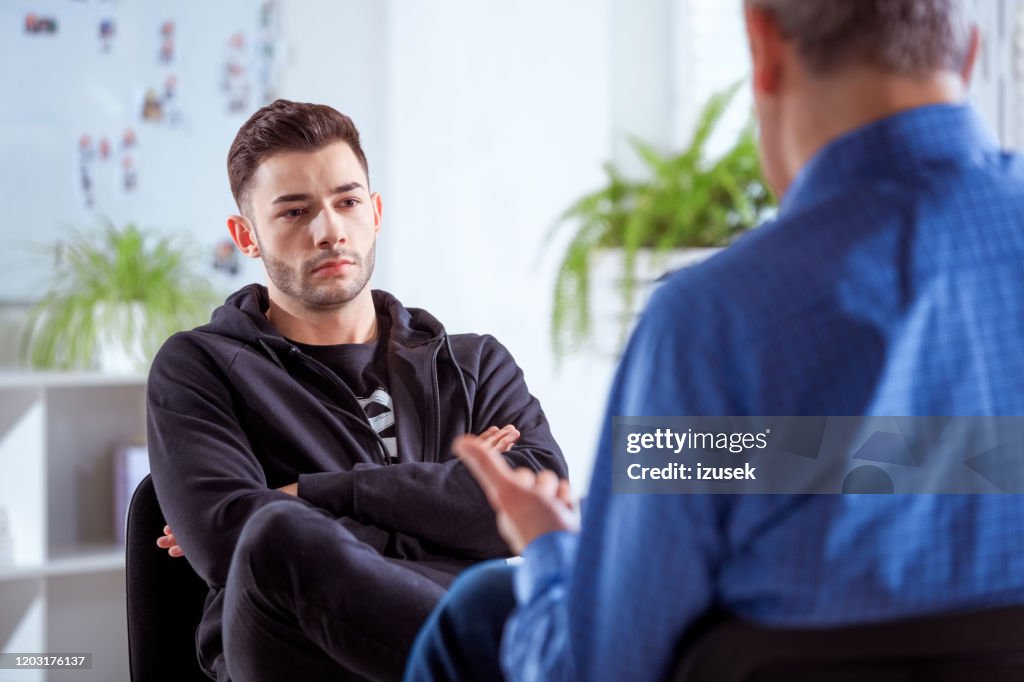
left=227, top=99, right=369, bottom=216
left=746, top=0, right=973, bottom=75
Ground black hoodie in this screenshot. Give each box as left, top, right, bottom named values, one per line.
left=147, top=284, right=566, bottom=676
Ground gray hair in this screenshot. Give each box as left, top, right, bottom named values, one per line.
left=745, top=0, right=974, bottom=75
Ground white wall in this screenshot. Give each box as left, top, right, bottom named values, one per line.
left=610, top=0, right=678, bottom=174
left=277, top=0, right=390, bottom=197
left=382, top=1, right=615, bottom=486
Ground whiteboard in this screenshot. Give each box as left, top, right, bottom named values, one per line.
left=0, top=0, right=281, bottom=302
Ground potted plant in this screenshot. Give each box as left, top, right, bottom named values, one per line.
left=550, top=80, right=776, bottom=358
left=21, top=220, right=218, bottom=372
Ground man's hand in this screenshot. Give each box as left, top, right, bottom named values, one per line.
left=156, top=525, right=184, bottom=558
left=477, top=424, right=520, bottom=453
left=453, top=434, right=579, bottom=555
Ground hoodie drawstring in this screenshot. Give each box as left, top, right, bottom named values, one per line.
left=444, top=334, right=473, bottom=435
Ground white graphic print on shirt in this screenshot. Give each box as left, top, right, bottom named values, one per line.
left=358, top=387, right=397, bottom=459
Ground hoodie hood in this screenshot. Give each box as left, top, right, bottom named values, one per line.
left=202, top=284, right=446, bottom=349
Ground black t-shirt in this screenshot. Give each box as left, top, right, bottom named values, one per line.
left=289, top=320, right=397, bottom=459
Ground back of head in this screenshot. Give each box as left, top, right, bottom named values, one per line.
left=746, top=0, right=973, bottom=75
left=226, top=99, right=369, bottom=216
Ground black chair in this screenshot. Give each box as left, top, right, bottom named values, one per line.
left=671, top=606, right=1024, bottom=681
left=126, top=474, right=211, bottom=682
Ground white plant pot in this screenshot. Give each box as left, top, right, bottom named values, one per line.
left=94, top=302, right=149, bottom=374
left=589, top=247, right=722, bottom=356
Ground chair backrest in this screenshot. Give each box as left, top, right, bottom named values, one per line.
left=125, top=474, right=211, bottom=682
left=671, top=606, right=1024, bottom=682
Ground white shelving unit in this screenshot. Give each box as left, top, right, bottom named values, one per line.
left=0, top=372, right=146, bottom=682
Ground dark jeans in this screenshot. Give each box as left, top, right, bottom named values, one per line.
left=403, top=560, right=518, bottom=682
left=222, top=501, right=457, bottom=682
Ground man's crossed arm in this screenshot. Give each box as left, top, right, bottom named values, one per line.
left=157, top=424, right=524, bottom=557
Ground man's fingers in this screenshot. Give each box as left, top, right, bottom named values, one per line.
left=557, top=479, right=576, bottom=508
left=478, top=425, right=519, bottom=451
left=454, top=435, right=513, bottom=483
left=511, top=468, right=536, bottom=487
left=478, top=426, right=499, bottom=445
left=154, top=524, right=184, bottom=558
left=535, top=470, right=560, bottom=498
left=453, top=435, right=518, bottom=504
left=493, top=428, right=521, bottom=453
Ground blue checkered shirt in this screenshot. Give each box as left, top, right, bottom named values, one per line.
left=502, top=104, right=1024, bottom=682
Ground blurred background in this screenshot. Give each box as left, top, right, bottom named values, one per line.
left=0, top=0, right=1022, bottom=679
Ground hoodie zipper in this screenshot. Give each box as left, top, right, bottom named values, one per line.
left=428, top=335, right=474, bottom=463
left=258, top=322, right=466, bottom=467
left=430, top=340, right=443, bottom=462
left=444, top=334, right=473, bottom=436
left=284, top=344, right=392, bottom=466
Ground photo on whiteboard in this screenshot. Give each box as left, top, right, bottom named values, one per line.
left=99, top=18, right=115, bottom=52
left=141, top=88, right=164, bottom=122
left=76, top=133, right=96, bottom=210
left=157, top=19, right=175, bottom=64
left=162, top=74, right=184, bottom=126
left=121, top=154, right=138, bottom=194
left=259, top=0, right=277, bottom=29
left=213, top=239, right=240, bottom=276
left=222, top=32, right=251, bottom=114
left=24, top=13, right=58, bottom=35
left=119, top=129, right=139, bottom=195
left=138, top=78, right=184, bottom=127
left=257, top=0, right=283, bottom=103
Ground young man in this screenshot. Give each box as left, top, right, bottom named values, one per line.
left=406, top=1, right=1024, bottom=681
left=146, top=100, right=566, bottom=682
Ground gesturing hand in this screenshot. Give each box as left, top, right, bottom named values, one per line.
left=453, top=434, right=579, bottom=555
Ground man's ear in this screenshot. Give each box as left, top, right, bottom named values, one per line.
left=227, top=214, right=261, bottom=258
left=960, top=24, right=981, bottom=86
left=745, top=5, right=785, bottom=95
left=371, top=191, right=383, bottom=235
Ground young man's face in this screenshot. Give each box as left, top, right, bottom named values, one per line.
left=237, top=140, right=382, bottom=310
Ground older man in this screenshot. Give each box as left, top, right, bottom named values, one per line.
left=404, top=1, right=1024, bottom=681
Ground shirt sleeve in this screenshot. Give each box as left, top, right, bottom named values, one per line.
left=500, top=531, right=578, bottom=682
left=147, top=334, right=308, bottom=588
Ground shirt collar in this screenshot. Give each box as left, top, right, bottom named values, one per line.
left=780, top=103, right=1000, bottom=216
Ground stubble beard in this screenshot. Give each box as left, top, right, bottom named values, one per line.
left=261, top=240, right=376, bottom=310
